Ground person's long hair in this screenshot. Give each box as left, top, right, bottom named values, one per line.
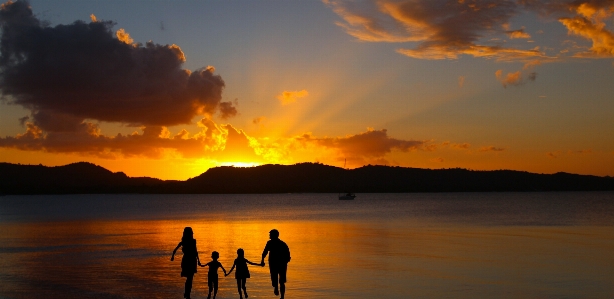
left=182, top=227, right=194, bottom=243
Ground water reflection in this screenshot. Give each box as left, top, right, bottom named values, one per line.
left=0, top=193, right=613, bottom=298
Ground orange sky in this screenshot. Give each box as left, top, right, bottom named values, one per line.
left=1, top=0, right=614, bottom=180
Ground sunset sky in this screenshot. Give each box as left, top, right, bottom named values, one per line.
left=1, top=0, right=613, bottom=180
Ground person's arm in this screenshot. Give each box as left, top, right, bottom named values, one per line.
left=246, top=259, right=260, bottom=266
left=220, top=263, right=227, bottom=276
left=260, top=242, right=269, bottom=266
left=195, top=241, right=201, bottom=266
left=171, top=242, right=181, bottom=261
left=200, top=261, right=209, bottom=268
left=226, top=261, right=236, bottom=277
left=287, top=244, right=291, bottom=263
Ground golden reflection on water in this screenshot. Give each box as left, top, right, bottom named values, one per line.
left=1, top=218, right=614, bottom=298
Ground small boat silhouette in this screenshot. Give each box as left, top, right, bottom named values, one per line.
left=338, top=192, right=356, bottom=200
left=338, top=159, right=355, bottom=200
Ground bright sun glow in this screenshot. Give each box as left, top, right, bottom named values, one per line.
left=219, top=162, right=261, bottom=168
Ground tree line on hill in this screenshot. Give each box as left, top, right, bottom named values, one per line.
left=1, top=162, right=613, bottom=195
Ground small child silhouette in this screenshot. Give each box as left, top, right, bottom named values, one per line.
left=225, top=248, right=261, bottom=299
left=200, top=251, right=227, bottom=299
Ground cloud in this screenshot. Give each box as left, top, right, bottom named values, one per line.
left=496, top=70, right=521, bottom=87
left=547, top=149, right=592, bottom=158
left=0, top=116, right=265, bottom=161
left=523, top=59, right=542, bottom=69
left=296, top=128, right=426, bottom=158
left=430, top=157, right=444, bottom=163
left=479, top=146, right=505, bottom=152
left=115, top=28, right=134, bottom=45
left=0, top=118, right=228, bottom=159
left=424, top=143, right=438, bottom=151
left=242, top=127, right=433, bottom=166
left=396, top=45, right=544, bottom=60
left=322, top=0, right=419, bottom=42
left=458, top=76, right=465, bottom=88
left=219, top=101, right=238, bottom=119
left=495, top=69, right=536, bottom=87
left=0, top=1, right=236, bottom=133
left=559, top=4, right=614, bottom=57
left=547, top=151, right=559, bottom=158
left=506, top=28, right=531, bottom=39
left=277, top=90, right=309, bottom=105
left=325, top=0, right=548, bottom=61
left=252, top=116, right=266, bottom=125
left=568, top=149, right=592, bottom=154
left=450, top=142, right=471, bottom=150
left=326, top=0, right=614, bottom=61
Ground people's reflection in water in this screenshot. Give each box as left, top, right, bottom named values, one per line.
left=260, top=229, right=291, bottom=299
left=226, top=248, right=261, bottom=299
left=171, top=227, right=202, bottom=299
left=201, top=251, right=227, bottom=299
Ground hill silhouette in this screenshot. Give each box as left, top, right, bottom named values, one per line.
left=0, top=162, right=165, bottom=194
left=1, top=162, right=613, bottom=194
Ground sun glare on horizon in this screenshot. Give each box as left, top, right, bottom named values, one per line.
left=219, top=161, right=261, bottom=168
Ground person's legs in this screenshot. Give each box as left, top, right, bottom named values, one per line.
left=241, top=278, right=248, bottom=298
left=207, top=278, right=213, bottom=299
left=236, top=279, right=243, bottom=299
left=213, top=279, right=219, bottom=299
left=279, top=264, right=287, bottom=299
left=184, top=274, right=194, bottom=299
left=269, top=266, right=279, bottom=295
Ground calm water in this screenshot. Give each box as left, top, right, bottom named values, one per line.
left=1, top=192, right=614, bottom=299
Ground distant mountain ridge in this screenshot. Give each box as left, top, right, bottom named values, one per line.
left=0, top=162, right=164, bottom=194
left=1, top=162, right=613, bottom=194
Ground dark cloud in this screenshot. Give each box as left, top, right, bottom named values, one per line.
left=219, top=101, right=238, bottom=119
left=18, top=115, right=28, bottom=125
left=296, top=128, right=426, bottom=158
left=326, top=0, right=547, bottom=60
left=326, top=0, right=614, bottom=60
left=0, top=117, right=266, bottom=160
left=0, top=122, right=216, bottom=159
left=252, top=116, right=266, bottom=125
left=479, top=146, right=505, bottom=152
left=0, top=1, right=236, bottom=133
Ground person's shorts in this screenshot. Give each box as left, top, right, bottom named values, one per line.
left=269, top=263, right=287, bottom=286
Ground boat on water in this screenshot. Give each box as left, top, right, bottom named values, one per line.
left=338, top=159, right=356, bottom=200
left=338, top=193, right=356, bottom=200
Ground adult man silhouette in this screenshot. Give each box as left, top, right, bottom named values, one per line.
left=260, top=229, right=291, bottom=298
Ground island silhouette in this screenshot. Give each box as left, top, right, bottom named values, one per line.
left=1, top=162, right=613, bottom=194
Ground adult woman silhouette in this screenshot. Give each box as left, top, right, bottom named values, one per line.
left=171, top=227, right=202, bottom=299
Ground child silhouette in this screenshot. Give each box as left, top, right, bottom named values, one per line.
left=226, top=248, right=261, bottom=299
left=200, top=251, right=227, bottom=299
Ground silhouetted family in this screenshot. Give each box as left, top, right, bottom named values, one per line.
left=171, top=227, right=291, bottom=299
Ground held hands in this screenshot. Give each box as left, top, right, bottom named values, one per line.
left=260, top=262, right=265, bottom=267
left=170, top=256, right=174, bottom=261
